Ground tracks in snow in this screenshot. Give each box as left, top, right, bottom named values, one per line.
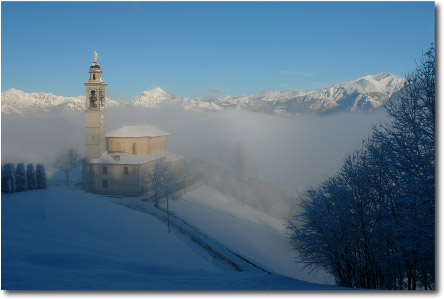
left=113, top=200, right=272, bottom=275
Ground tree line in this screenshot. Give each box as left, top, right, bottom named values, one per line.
left=287, top=47, right=435, bottom=290
left=2, top=163, right=47, bottom=194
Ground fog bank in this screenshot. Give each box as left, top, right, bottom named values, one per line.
left=107, top=106, right=388, bottom=187
left=2, top=107, right=387, bottom=188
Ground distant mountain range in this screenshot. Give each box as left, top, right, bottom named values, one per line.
left=0, top=89, right=120, bottom=115
left=1, top=72, right=405, bottom=116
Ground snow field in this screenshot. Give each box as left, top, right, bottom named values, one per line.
left=1, top=183, right=342, bottom=290
left=2, top=186, right=221, bottom=290
left=158, top=184, right=333, bottom=285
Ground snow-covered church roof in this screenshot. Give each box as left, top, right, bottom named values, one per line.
left=89, top=151, right=183, bottom=165
left=106, top=124, right=170, bottom=138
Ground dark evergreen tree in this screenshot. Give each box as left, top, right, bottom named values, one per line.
left=36, top=163, right=47, bottom=189
left=3, top=163, right=16, bottom=193
left=15, top=163, right=27, bottom=192
left=26, top=163, right=36, bottom=190
left=1, top=164, right=7, bottom=193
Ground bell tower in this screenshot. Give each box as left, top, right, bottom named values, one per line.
left=84, top=51, right=107, bottom=162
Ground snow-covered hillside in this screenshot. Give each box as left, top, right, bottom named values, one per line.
left=157, top=184, right=331, bottom=284
left=1, top=172, right=343, bottom=290
left=1, top=88, right=119, bottom=114
left=1, top=73, right=404, bottom=116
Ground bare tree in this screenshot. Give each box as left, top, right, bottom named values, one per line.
left=55, top=147, right=80, bottom=185
left=143, top=159, right=175, bottom=207
left=287, top=46, right=435, bottom=290
left=143, top=159, right=176, bottom=233
left=370, top=46, right=435, bottom=290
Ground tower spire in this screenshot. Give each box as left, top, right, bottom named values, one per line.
left=93, top=51, right=98, bottom=63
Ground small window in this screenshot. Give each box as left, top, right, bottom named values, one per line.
left=124, top=167, right=129, bottom=175
left=132, top=143, right=136, bottom=154
left=93, top=74, right=96, bottom=80
left=103, top=166, right=107, bottom=175
left=102, top=180, right=108, bottom=188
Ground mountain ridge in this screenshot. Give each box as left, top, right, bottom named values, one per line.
left=1, top=72, right=406, bottom=116
left=1, top=88, right=120, bottom=115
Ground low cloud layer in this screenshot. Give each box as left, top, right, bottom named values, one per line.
left=2, top=106, right=388, bottom=189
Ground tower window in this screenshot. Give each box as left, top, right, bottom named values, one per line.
left=102, top=180, right=108, bottom=188
left=103, top=166, right=107, bottom=175
left=124, top=167, right=129, bottom=175
left=93, top=74, right=96, bottom=80
left=90, top=90, right=97, bottom=108
left=132, top=143, right=136, bottom=154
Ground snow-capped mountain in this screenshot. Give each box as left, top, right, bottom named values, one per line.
left=130, top=73, right=405, bottom=116
left=129, top=87, right=223, bottom=112
left=294, top=72, right=406, bottom=113
left=1, top=88, right=120, bottom=115
left=214, top=89, right=308, bottom=117
left=215, top=72, right=406, bottom=116
left=130, top=87, right=179, bottom=107
left=1, top=73, right=405, bottom=116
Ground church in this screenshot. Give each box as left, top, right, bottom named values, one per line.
left=82, top=52, right=183, bottom=196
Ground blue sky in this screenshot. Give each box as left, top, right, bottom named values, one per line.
left=1, top=1, right=435, bottom=101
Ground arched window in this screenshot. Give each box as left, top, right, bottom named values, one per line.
left=93, top=74, right=96, bottom=80
left=90, top=90, right=97, bottom=108
left=99, top=90, right=104, bottom=108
